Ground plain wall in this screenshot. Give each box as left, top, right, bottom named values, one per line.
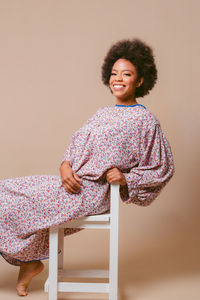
left=0, top=0, right=199, bottom=299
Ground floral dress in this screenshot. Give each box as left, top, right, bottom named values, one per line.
left=0, top=104, right=175, bottom=266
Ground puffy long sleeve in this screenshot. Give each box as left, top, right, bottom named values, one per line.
left=120, top=122, right=175, bottom=206
left=60, top=107, right=103, bottom=165
left=61, top=143, right=72, bottom=165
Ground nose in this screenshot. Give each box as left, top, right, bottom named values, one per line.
left=115, top=73, right=123, bottom=81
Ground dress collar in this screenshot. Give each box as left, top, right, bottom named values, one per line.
left=115, top=104, right=146, bottom=108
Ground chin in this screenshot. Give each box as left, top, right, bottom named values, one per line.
left=116, top=95, right=129, bottom=101
left=113, top=92, right=126, bottom=98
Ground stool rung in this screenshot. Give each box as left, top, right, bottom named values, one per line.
left=80, top=213, right=110, bottom=221
left=59, top=213, right=110, bottom=227
left=63, top=222, right=110, bottom=229
left=44, top=281, right=109, bottom=293
left=58, top=268, right=109, bottom=278
left=58, top=282, right=109, bottom=293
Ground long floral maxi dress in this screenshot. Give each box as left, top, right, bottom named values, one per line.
left=0, top=104, right=175, bottom=266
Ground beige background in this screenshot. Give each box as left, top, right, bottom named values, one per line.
left=0, top=0, right=199, bottom=299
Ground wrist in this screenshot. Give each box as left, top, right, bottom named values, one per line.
left=60, top=160, right=71, bottom=169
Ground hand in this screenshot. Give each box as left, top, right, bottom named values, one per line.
left=105, top=167, right=127, bottom=186
left=60, top=161, right=82, bottom=193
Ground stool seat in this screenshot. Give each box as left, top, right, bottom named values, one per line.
left=44, top=183, right=120, bottom=300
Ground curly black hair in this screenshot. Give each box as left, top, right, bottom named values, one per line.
left=101, top=38, right=158, bottom=98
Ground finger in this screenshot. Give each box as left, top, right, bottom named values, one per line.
left=73, top=173, right=82, bottom=183
left=66, top=183, right=77, bottom=193
left=62, top=181, right=77, bottom=193
left=106, top=174, right=120, bottom=184
left=106, top=173, right=118, bottom=181
left=70, top=175, right=82, bottom=189
left=106, top=169, right=114, bottom=175
left=62, top=183, right=72, bottom=193
left=68, top=179, right=82, bottom=193
left=106, top=170, right=115, bottom=177
left=109, top=179, right=120, bottom=184
left=106, top=169, right=119, bottom=177
left=107, top=167, right=118, bottom=173
left=64, top=176, right=81, bottom=190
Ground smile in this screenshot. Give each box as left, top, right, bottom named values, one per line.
left=113, top=84, right=126, bottom=90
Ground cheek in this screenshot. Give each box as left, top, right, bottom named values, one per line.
left=127, top=79, right=137, bottom=88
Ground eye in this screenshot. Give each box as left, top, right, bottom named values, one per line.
left=124, top=73, right=131, bottom=76
left=111, top=72, right=116, bottom=76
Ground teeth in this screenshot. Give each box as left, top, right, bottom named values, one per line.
left=113, top=85, right=124, bottom=88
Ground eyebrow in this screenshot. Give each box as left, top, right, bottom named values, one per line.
left=112, top=69, right=134, bottom=73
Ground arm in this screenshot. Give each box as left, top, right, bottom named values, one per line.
left=59, top=160, right=82, bottom=193
left=60, top=107, right=101, bottom=167
left=60, top=139, right=81, bottom=193
left=60, top=107, right=103, bottom=192
left=120, top=122, right=175, bottom=206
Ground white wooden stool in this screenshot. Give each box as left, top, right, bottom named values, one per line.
left=44, top=183, right=120, bottom=300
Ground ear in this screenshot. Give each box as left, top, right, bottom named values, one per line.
left=137, top=77, right=144, bottom=87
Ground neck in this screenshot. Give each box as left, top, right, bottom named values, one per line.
left=115, top=96, right=138, bottom=106
left=116, top=100, right=138, bottom=106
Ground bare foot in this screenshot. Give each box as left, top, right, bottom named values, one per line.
left=16, top=261, right=44, bottom=296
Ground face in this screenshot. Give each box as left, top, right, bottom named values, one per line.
left=109, top=58, right=143, bottom=102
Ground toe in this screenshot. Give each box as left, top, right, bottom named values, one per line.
left=16, top=285, right=28, bottom=297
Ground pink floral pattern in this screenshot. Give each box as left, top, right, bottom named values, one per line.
left=0, top=105, right=175, bottom=266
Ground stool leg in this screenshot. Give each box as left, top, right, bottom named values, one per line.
left=58, top=228, right=64, bottom=270
left=109, top=220, right=119, bottom=300
left=109, top=184, right=119, bottom=300
left=49, top=226, right=58, bottom=300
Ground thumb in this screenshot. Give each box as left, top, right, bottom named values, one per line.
left=73, top=172, right=82, bottom=182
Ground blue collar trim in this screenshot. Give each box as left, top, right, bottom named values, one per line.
left=115, top=104, right=146, bottom=108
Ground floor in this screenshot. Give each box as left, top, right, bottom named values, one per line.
left=1, top=223, right=200, bottom=300
left=1, top=253, right=200, bottom=300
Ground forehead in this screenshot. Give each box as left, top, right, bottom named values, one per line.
left=112, top=58, right=136, bottom=71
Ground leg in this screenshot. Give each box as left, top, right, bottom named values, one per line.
left=16, top=260, right=44, bottom=296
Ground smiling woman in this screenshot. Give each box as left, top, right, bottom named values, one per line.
left=101, top=38, right=158, bottom=100
left=0, top=38, right=175, bottom=297
left=109, top=58, right=144, bottom=105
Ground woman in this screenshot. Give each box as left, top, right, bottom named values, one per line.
left=0, top=38, right=175, bottom=296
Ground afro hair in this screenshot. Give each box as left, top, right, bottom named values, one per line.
left=101, top=38, right=158, bottom=98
